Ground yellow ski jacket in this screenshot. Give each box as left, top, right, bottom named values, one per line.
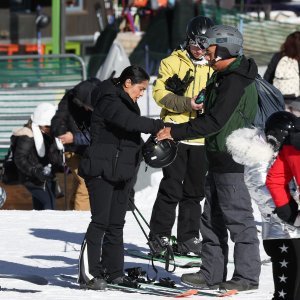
left=153, top=49, right=212, bottom=144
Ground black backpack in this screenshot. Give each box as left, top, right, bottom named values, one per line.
left=253, top=75, right=285, bottom=128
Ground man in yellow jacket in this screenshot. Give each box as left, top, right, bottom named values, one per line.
left=149, top=16, right=214, bottom=256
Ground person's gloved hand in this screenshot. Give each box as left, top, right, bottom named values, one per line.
left=165, top=69, right=194, bottom=96
left=32, top=166, right=52, bottom=182
left=275, top=199, right=299, bottom=226
left=165, top=74, right=184, bottom=95
left=181, top=69, right=194, bottom=92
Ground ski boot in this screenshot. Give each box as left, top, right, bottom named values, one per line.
left=148, top=235, right=170, bottom=257
left=80, top=276, right=107, bottom=290
left=173, top=237, right=202, bottom=257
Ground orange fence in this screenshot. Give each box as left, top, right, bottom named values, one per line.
left=0, top=44, right=45, bottom=55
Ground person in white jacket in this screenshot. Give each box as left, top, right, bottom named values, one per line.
left=226, top=112, right=300, bottom=300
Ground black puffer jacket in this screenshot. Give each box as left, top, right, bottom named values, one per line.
left=12, top=126, right=62, bottom=186
left=51, top=78, right=102, bottom=154
left=79, top=79, right=164, bottom=182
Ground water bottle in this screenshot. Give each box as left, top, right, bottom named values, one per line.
left=42, top=164, right=52, bottom=177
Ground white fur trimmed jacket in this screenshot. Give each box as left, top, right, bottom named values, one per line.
left=226, top=127, right=300, bottom=240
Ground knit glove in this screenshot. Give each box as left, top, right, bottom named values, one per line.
left=165, top=69, right=194, bottom=96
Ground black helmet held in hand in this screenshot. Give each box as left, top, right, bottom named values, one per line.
left=186, top=16, right=215, bottom=43
left=142, top=136, right=178, bottom=168
left=265, top=111, right=297, bottom=151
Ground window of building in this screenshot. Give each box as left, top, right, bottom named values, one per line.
left=66, top=0, right=84, bottom=12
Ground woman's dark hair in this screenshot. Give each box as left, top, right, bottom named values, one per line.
left=113, top=65, right=150, bottom=85
left=281, top=31, right=300, bottom=60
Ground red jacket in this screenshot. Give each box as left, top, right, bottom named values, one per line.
left=266, top=145, right=300, bottom=207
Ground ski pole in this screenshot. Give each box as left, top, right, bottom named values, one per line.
left=129, top=198, right=169, bottom=251
left=129, top=197, right=151, bottom=229
left=55, top=137, right=68, bottom=210
left=128, top=198, right=176, bottom=273
left=62, top=149, right=68, bottom=210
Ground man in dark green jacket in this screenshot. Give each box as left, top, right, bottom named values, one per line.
left=156, top=25, right=261, bottom=291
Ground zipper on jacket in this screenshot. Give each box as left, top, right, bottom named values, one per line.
left=192, top=65, right=197, bottom=97
left=112, top=148, right=120, bottom=177
left=188, top=65, right=197, bottom=122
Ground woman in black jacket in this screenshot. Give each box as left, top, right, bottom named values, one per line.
left=78, top=65, right=164, bottom=290
left=12, top=103, right=62, bottom=210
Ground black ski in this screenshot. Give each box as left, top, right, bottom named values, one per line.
left=59, top=274, right=238, bottom=297
left=0, top=274, right=48, bottom=285
left=59, top=274, right=199, bottom=297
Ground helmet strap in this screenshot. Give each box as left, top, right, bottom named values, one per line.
left=215, top=45, right=235, bottom=60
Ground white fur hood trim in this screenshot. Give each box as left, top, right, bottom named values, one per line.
left=226, top=127, right=274, bottom=166
left=13, top=127, right=33, bottom=138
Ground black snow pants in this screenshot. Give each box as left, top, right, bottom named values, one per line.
left=81, top=176, right=131, bottom=281
left=149, top=143, right=207, bottom=242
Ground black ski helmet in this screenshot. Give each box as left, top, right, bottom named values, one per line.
left=265, top=111, right=297, bottom=151
left=186, top=16, right=215, bottom=44
left=290, top=117, right=300, bottom=150
left=142, top=136, right=177, bottom=168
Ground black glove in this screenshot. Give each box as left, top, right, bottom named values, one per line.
left=275, top=200, right=298, bottom=225
left=181, top=69, right=194, bottom=90
left=165, top=69, right=194, bottom=96
left=32, top=166, right=52, bottom=182
left=165, top=74, right=184, bottom=95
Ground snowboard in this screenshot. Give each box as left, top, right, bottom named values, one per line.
left=125, top=248, right=202, bottom=268
left=0, top=274, right=48, bottom=285
left=59, top=274, right=238, bottom=298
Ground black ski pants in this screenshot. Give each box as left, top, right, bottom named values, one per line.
left=199, top=172, right=261, bottom=286
left=263, top=238, right=300, bottom=300
left=150, top=143, right=207, bottom=242
left=84, top=176, right=131, bottom=280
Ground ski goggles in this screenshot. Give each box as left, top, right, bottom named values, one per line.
left=194, top=36, right=243, bottom=50
left=189, top=36, right=210, bottom=50
left=188, top=38, right=206, bottom=50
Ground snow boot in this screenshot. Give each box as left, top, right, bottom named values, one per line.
left=219, top=278, right=258, bottom=291
left=174, top=237, right=202, bottom=257
left=80, top=276, right=107, bottom=290
left=181, top=271, right=218, bottom=289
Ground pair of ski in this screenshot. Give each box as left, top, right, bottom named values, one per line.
left=125, top=248, right=201, bottom=268
left=59, top=274, right=238, bottom=297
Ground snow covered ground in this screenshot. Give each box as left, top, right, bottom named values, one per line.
left=0, top=171, right=274, bottom=299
